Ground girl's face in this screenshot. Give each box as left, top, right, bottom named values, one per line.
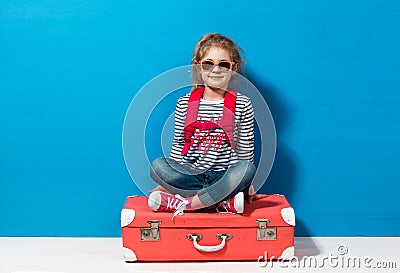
left=200, top=47, right=235, bottom=91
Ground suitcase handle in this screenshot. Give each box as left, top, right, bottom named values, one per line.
left=187, top=233, right=232, bottom=252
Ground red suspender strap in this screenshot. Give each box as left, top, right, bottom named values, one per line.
left=220, top=90, right=237, bottom=150
left=181, top=88, right=204, bottom=154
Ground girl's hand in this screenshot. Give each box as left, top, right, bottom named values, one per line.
left=148, top=185, right=170, bottom=194
left=247, top=184, right=268, bottom=204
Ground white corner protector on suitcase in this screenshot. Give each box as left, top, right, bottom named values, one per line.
left=123, top=247, right=137, bottom=262
left=281, top=207, right=295, bottom=226
left=121, top=209, right=136, bottom=227
left=280, top=246, right=295, bottom=260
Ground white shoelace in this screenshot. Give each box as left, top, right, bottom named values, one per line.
left=216, top=201, right=235, bottom=214
left=167, top=194, right=189, bottom=220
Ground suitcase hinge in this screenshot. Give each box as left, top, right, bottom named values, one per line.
left=256, top=219, right=276, bottom=241
left=141, top=220, right=162, bottom=241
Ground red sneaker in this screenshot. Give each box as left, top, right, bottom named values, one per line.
left=216, top=192, right=244, bottom=214
left=148, top=191, right=191, bottom=219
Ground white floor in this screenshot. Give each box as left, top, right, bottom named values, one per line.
left=0, top=237, right=399, bottom=273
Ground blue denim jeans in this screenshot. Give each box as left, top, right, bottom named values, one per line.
left=150, top=157, right=256, bottom=207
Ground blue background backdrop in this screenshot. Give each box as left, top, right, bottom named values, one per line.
left=1, top=0, right=399, bottom=237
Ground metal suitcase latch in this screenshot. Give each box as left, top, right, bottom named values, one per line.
left=256, top=219, right=276, bottom=241
left=141, top=220, right=162, bottom=241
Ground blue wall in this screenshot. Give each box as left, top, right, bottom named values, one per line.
left=1, top=0, right=399, bottom=236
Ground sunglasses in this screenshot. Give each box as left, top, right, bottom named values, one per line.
left=199, top=60, right=235, bottom=72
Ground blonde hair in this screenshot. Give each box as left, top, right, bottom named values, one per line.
left=191, top=33, right=245, bottom=88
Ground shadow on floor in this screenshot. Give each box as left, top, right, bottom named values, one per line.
left=294, top=218, right=321, bottom=259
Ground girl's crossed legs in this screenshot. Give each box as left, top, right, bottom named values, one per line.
left=149, top=157, right=256, bottom=211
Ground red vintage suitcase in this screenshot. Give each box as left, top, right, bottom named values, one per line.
left=121, top=194, right=295, bottom=262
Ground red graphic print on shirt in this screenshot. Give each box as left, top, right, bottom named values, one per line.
left=193, top=116, right=228, bottom=154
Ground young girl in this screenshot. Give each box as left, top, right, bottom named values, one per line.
left=148, top=33, right=265, bottom=218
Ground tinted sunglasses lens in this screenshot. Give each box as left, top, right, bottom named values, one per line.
left=218, top=62, right=232, bottom=71
left=201, top=61, right=214, bottom=71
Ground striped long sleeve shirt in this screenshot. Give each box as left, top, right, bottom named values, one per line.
left=169, top=92, right=254, bottom=171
